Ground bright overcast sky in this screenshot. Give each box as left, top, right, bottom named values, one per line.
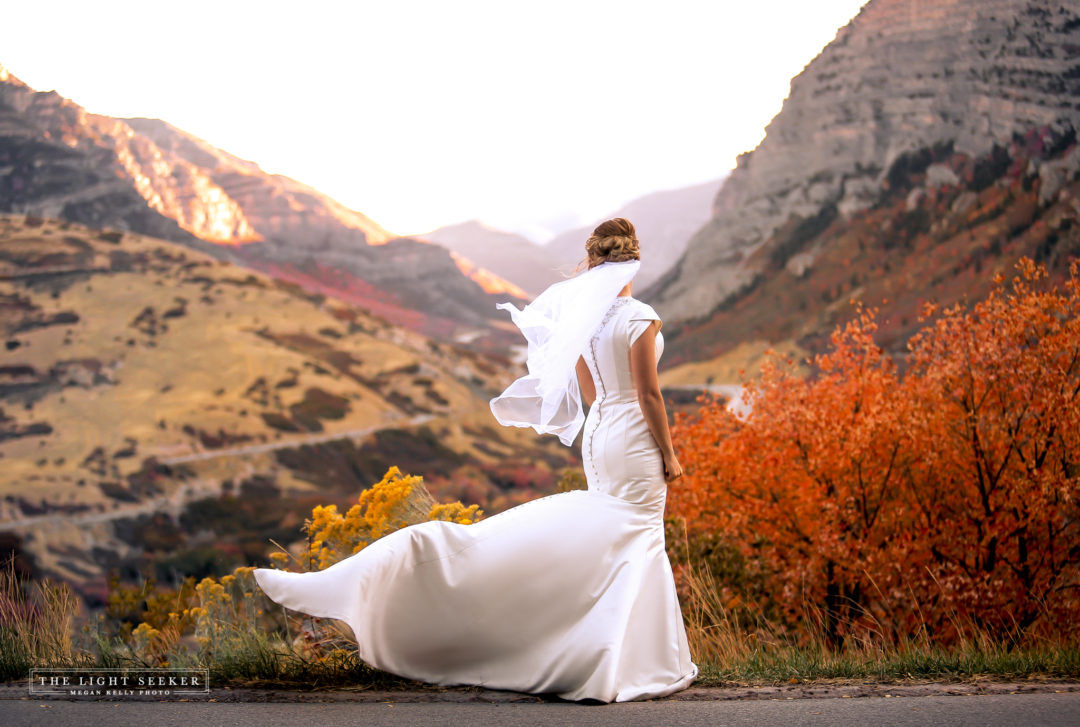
left=1, top=0, right=867, bottom=241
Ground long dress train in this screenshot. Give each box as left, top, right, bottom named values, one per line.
left=254, top=295, right=697, bottom=702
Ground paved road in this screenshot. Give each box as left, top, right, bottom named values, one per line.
left=3, top=692, right=1079, bottom=726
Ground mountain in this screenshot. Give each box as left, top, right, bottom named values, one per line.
left=543, top=178, right=725, bottom=290
left=0, top=68, right=206, bottom=247
left=0, top=65, right=522, bottom=345
left=421, top=220, right=560, bottom=296
left=0, top=214, right=574, bottom=598
left=651, top=0, right=1080, bottom=322
left=649, top=0, right=1080, bottom=381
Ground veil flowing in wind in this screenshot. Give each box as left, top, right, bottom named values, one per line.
left=489, top=259, right=640, bottom=445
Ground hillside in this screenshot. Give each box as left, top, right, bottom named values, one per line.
left=649, top=0, right=1080, bottom=381
left=659, top=133, right=1080, bottom=382
left=0, top=215, right=575, bottom=600
left=0, top=66, right=522, bottom=346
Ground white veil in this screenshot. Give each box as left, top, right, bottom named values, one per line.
left=489, top=259, right=640, bottom=446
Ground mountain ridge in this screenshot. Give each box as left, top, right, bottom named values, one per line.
left=0, top=65, right=522, bottom=343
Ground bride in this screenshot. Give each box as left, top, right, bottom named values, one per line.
left=254, top=218, right=698, bottom=702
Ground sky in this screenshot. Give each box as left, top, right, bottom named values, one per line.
left=0, top=0, right=868, bottom=241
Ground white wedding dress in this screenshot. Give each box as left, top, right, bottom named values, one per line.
left=253, top=295, right=697, bottom=702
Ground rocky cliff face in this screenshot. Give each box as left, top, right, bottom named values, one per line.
left=0, top=66, right=517, bottom=340
left=124, top=118, right=392, bottom=250
left=0, top=67, right=214, bottom=246
left=649, top=0, right=1080, bottom=322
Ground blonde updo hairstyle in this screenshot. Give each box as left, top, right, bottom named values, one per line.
left=585, top=217, right=640, bottom=269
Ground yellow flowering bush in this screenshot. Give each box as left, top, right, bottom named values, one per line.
left=130, top=622, right=162, bottom=661
left=303, top=466, right=483, bottom=569
left=428, top=501, right=483, bottom=524
left=113, top=565, right=264, bottom=666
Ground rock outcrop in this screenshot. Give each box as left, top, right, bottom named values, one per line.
left=649, top=0, right=1080, bottom=322
left=0, top=67, right=212, bottom=247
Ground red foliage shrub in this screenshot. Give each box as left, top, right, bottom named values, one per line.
left=669, top=259, right=1080, bottom=645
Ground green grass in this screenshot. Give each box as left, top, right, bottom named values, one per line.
left=75, top=638, right=1080, bottom=691
left=691, top=643, right=1080, bottom=686
left=4, top=625, right=1078, bottom=691
left=203, top=644, right=1080, bottom=690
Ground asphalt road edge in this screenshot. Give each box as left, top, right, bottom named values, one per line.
left=2, top=679, right=1078, bottom=704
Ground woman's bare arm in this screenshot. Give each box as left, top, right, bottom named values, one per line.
left=630, top=322, right=683, bottom=482
left=576, top=355, right=596, bottom=408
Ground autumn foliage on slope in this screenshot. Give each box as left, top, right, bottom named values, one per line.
left=669, top=259, right=1080, bottom=645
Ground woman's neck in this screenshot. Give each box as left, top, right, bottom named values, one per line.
left=617, top=282, right=633, bottom=297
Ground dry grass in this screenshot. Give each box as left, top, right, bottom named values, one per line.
left=0, top=215, right=567, bottom=586
left=0, top=562, right=87, bottom=681
left=0, top=214, right=515, bottom=509
left=679, top=564, right=1080, bottom=685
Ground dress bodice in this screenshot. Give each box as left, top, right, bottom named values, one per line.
left=580, top=297, right=666, bottom=510
left=583, top=297, right=663, bottom=405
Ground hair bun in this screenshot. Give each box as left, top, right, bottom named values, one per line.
left=584, top=218, right=640, bottom=269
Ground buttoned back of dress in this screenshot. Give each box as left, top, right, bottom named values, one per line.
left=581, top=297, right=666, bottom=512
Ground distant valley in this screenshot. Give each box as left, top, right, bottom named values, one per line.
left=420, top=221, right=561, bottom=297
left=543, top=178, right=725, bottom=290
left=421, top=178, right=724, bottom=297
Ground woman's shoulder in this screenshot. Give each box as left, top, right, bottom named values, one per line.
left=626, top=297, right=661, bottom=323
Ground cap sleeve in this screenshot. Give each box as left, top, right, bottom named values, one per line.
left=626, top=301, right=662, bottom=348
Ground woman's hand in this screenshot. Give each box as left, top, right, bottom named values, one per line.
left=663, top=453, right=683, bottom=483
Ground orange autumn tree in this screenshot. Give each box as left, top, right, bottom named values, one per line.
left=901, top=259, right=1080, bottom=638
left=671, top=307, right=915, bottom=644
left=670, top=259, right=1080, bottom=645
